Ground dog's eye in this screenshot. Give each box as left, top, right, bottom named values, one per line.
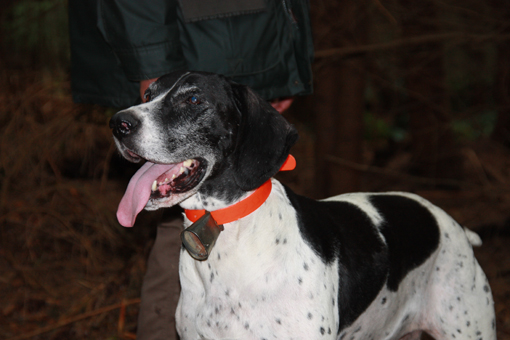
left=187, top=96, right=200, bottom=105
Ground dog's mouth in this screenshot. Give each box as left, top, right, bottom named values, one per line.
left=149, top=158, right=206, bottom=198
left=116, top=156, right=207, bottom=228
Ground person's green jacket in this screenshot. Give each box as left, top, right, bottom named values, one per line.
left=69, top=0, right=314, bottom=108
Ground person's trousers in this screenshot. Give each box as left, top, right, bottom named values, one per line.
left=136, top=212, right=183, bottom=340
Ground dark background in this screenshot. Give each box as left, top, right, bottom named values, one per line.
left=1, top=0, right=509, bottom=339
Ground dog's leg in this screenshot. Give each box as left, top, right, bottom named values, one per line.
left=399, top=330, right=423, bottom=340
left=427, top=263, right=496, bottom=340
left=423, top=227, right=496, bottom=339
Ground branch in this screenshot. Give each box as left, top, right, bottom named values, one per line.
left=324, top=154, right=474, bottom=189
left=315, top=32, right=510, bottom=59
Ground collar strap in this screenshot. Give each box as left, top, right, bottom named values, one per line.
left=280, top=154, right=296, bottom=171
left=185, top=180, right=272, bottom=224
left=184, top=154, right=295, bottom=224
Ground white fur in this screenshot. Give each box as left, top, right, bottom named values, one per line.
left=175, top=181, right=496, bottom=340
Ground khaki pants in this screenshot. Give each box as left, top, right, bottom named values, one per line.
left=136, top=209, right=182, bottom=340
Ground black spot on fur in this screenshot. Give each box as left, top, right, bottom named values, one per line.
left=283, top=187, right=388, bottom=332
left=320, top=327, right=325, bottom=335
left=369, top=195, right=440, bottom=291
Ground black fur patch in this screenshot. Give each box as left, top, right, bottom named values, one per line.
left=283, top=186, right=389, bottom=332
left=230, top=82, right=298, bottom=191
left=369, top=195, right=440, bottom=291
left=284, top=189, right=441, bottom=332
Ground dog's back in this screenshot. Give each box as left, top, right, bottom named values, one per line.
left=175, top=181, right=495, bottom=340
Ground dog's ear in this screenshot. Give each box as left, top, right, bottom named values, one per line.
left=230, top=82, right=298, bottom=191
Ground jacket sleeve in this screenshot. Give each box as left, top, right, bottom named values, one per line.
left=97, top=0, right=186, bottom=81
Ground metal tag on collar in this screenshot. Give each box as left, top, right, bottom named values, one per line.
left=180, top=211, right=224, bottom=261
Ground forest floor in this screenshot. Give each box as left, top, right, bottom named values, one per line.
left=1, top=70, right=510, bottom=339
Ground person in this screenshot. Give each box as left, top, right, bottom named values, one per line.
left=68, top=1, right=314, bottom=338
left=69, top=0, right=313, bottom=110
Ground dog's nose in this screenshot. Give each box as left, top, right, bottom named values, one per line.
left=109, top=111, right=140, bottom=138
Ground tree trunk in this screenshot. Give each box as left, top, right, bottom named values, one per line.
left=311, top=0, right=367, bottom=198
left=490, top=0, right=510, bottom=146
left=399, top=0, right=462, bottom=183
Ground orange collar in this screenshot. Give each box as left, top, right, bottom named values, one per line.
left=184, top=155, right=295, bottom=225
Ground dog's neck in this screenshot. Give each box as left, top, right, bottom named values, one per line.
left=184, top=180, right=273, bottom=225
left=179, top=154, right=296, bottom=214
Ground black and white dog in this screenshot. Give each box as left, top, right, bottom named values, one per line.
left=110, top=71, right=496, bottom=340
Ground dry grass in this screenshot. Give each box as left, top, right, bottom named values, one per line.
left=0, top=69, right=153, bottom=339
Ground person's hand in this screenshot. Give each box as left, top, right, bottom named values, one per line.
left=140, top=78, right=158, bottom=102
left=270, top=97, right=294, bottom=114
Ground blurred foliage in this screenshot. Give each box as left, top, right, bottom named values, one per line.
left=452, top=111, right=498, bottom=141
left=2, top=0, right=69, bottom=69
left=364, top=112, right=407, bottom=143
left=364, top=111, right=498, bottom=144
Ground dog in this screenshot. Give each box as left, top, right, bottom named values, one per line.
left=109, top=71, right=496, bottom=340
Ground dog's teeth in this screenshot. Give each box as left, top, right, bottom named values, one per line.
left=183, top=159, right=193, bottom=167
left=172, top=174, right=176, bottom=179
left=164, top=178, right=169, bottom=183
left=179, top=167, right=185, bottom=174
left=151, top=180, right=157, bottom=192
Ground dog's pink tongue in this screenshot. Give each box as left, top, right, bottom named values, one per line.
left=117, top=161, right=177, bottom=227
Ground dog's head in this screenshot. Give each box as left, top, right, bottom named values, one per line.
left=110, top=71, right=298, bottom=227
